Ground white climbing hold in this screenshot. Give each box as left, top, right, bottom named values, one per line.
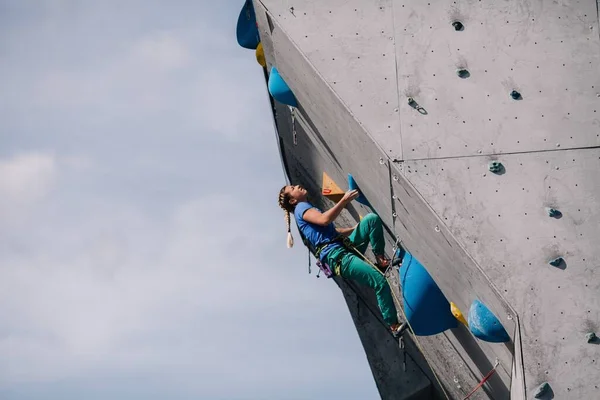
left=434, top=226, right=440, bottom=232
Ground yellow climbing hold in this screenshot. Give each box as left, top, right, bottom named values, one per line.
left=256, top=42, right=266, bottom=67
left=451, top=302, right=468, bottom=326
left=322, top=172, right=344, bottom=202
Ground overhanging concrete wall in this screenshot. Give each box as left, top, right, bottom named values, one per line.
left=253, top=0, right=600, bottom=399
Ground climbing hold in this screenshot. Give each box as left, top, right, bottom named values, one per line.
left=347, top=174, right=372, bottom=207
left=586, top=332, right=597, bottom=343
left=546, top=208, right=562, bottom=218
left=407, top=97, right=427, bottom=114
left=488, top=161, right=503, bottom=173
left=400, top=252, right=458, bottom=336
left=255, top=42, right=266, bottom=67
left=533, top=382, right=550, bottom=398
left=467, top=300, right=510, bottom=343
left=450, top=302, right=468, bottom=326
left=322, top=172, right=345, bottom=203
left=510, top=90, right=522, bottom=100
left=456, top=69, right=470, bottom=79
left=452, top=21, right=464, bottom=31
left=236, top=0, right=260, bottom=49
left=548, top=257, right=563, bottom=267
left=268, top=67, right=298, bottom=107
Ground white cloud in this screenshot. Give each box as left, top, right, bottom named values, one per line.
left=0, top=152, right=57, bottom=223
left=0, top=192, right=304, bottom=386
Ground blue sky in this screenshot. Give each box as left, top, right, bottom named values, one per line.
left=0, top=1, right=378, bottom=399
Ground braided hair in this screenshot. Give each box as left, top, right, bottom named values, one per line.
left=278, top=185, right=295, bottom=248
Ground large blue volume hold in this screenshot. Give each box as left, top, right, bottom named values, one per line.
left=468, top=300, right=510, bottom=343
left=236, top=0, right=260, bottom=49
left=268, top=67, right=298, bottom=107
left=399, top=251, right=458, bottom=336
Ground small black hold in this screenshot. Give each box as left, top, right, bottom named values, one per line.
left=534, top=382, right=550, bottom=398
left=511, top=90, right=523, bottom=100
left=452, top=21, right=464, bottom=31
left=549, top=257, right=563, bottom=267
left=457, top=69, right=470, bottom=79
left=546, top=208, right=562, bottom=218
left=488, top=161, right=504, bottom=174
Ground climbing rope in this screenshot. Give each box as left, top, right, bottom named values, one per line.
left=462, top=359, right=499, bottom=400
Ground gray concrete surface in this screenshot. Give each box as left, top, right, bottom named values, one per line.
left=254, top=0, right=600, bottom=398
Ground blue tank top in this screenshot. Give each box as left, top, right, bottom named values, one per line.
left=294, top=202, right=341, bottom=261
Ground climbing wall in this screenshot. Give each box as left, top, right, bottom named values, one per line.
left=395, top=0, right=600, bottom=160
left=248, top=0, right=600, bottom=399
left=392, top=1, right=600, bottom=398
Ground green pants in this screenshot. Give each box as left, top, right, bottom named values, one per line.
left=326, top=213, right=399, bottom=326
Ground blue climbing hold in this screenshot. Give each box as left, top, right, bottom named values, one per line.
left=468, top=300, right=510, bottom=343
left=236, top=0, right=260, bottom=49
left=399, top=251, right=458, bottom=336
left=268, top=67, right=298, bottom=107
left=347, top=174, right=372, bottom=207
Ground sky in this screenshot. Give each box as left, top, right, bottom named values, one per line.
left=0, top=1, right=380, bottom=399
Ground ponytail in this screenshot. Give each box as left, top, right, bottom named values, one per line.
left=285, top=210, right=294, bottom=248
left=278, top=185, right=295, bottom=249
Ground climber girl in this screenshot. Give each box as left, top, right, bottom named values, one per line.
left=278, top=184, right=402, bottom=334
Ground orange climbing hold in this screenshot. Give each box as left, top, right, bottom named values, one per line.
left=322, top=172, right=344, bottom=202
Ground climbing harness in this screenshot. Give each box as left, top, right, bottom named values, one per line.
left=295, top=223, right=337, bottom=279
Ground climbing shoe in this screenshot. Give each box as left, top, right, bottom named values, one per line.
left=375, top=254, right=390, bottom=272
